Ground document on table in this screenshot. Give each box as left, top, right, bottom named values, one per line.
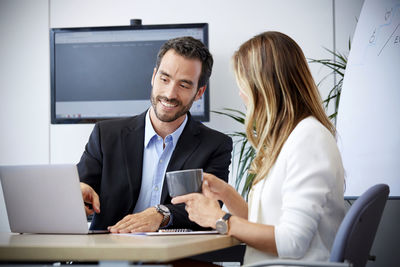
left=146, top=230, right=219, bottom=236
left=113, top=230, right=219, bottom=236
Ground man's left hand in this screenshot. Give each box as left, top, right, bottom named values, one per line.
left=108, top=207, right=163, bottom=233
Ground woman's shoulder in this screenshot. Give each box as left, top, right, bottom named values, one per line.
left=294, top=116, right=330, bottom=133
left=284, top=116, right=337, bottom=153
left=291, top=116, right=333, bottom=139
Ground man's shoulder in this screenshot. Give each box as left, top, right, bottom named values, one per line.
left=190, top=119, right=231, bottom=143
left=95, top=113, right=145, bottom=132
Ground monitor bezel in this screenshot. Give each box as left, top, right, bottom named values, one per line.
left=50, top=23, right=210, bottom=124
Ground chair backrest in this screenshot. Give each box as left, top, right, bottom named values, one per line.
left=330, top=184, right=389, bottom=267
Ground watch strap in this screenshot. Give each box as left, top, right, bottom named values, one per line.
left=160, top=214, right=170, bottom=226
left=222, top=213, right=232, bottom=222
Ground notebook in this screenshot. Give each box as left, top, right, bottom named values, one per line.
left=145, top=229, right=219, bottom=236
left=0, top=164, right=108, bottom=234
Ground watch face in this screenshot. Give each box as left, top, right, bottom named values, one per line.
left=157, top=204, right=170, bottom=215
left=216, top=220, right=228, bottom=234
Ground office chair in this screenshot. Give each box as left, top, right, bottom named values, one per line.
left=242, top=184, right=390, bottom=267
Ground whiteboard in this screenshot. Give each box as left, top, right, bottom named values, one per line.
left=336, top=0, right=400, bottom=197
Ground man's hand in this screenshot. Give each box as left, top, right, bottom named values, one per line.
left=80, top=182, right=100, bottom=216
left=108, top=207, right=163, bottom=233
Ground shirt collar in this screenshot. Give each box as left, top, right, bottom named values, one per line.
left=144, top=110, right=188, bottom=148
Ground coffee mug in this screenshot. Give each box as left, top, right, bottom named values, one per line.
left=166, top=169, right=203, bottom=198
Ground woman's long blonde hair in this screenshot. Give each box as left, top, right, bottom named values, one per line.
left=232, top=31, right=335, bottom=186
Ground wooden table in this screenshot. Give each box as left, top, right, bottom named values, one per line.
left=0, top=232, right=241, bottom=263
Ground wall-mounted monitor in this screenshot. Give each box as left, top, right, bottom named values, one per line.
left=50, top=23, right=209, bottom=124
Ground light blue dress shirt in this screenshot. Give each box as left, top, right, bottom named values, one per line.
left=133, top=110, right=188, bottom=214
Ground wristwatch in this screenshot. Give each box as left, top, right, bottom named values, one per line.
left=216, top=213, right=232, bottom=234
left=155, top=204, right=171, bottom=226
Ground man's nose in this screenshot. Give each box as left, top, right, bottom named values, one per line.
left=164, top=82, right=179, bottom=99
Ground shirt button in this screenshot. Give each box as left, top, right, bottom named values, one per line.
left=154, top=186, right=159, bottom=191
left=160, top=159, right=163, bottom=163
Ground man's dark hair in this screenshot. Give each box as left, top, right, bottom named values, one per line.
left=155, top=36, right=213, bottom=89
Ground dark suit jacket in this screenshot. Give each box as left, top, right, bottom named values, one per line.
left=77, top=111, right=233, bottom=230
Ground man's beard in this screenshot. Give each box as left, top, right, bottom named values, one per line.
left=150, top=90, right=196, bottom=122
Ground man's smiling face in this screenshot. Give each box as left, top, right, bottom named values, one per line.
left=150, top=49, right=205, bottom=123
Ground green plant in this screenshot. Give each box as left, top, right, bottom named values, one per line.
left=308, top=43, right=349, bottom=122
left=212, top=108, right=255, bottom=199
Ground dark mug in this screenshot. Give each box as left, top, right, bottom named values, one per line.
left=166, top=169, right=203, bottom=198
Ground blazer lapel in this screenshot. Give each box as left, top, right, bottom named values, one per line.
left=121, top=112, right=146, bottom=212
left=161, top=114, right=200, bottom=202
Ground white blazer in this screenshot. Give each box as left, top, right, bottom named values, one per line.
left=244, top=116, right=345, bottom=265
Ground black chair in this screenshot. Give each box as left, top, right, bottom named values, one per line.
left=243, top=184, right=390, bottom=267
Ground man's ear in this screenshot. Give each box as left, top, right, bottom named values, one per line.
left=151, top=68, right=157, bottom=86
left=195, top=85, right=206, bottom=101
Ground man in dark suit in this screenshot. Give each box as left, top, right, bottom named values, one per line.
left=78, top=36, right=232, bottom=232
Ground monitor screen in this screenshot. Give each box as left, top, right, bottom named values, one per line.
left=50, top=23, right=210, bottom=124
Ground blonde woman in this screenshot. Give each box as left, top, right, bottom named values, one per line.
left=172, top=31, right=345, bottom=265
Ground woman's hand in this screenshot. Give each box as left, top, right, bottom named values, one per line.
left=203, top=173, right=249, bottom=219
left=172, top=193, right=225, bottom=228
left=202, top=172, right=231, bottom=202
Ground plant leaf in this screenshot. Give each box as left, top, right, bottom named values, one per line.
left=213, top=108, right=256, bottom=199
left=308, top=44, right=348, bottom=122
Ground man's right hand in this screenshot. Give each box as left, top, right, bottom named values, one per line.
left=80, top=182, right=100, bottom=216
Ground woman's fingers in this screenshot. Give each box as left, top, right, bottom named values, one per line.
left=171, top=193, right=197, bottom=205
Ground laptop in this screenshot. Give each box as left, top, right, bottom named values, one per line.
left=0, top=164, right=108, bottom=234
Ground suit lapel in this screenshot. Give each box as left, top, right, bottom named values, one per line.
left=161, top=114, right=201, bottom=202
left=121, top=112, right=146, bottom=212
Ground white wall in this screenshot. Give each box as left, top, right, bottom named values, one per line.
left=0, top=0, right=50, bottom=165
left=0, top=0, right=50, bottom=232
left=0, top=0, right=363, bottom=232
